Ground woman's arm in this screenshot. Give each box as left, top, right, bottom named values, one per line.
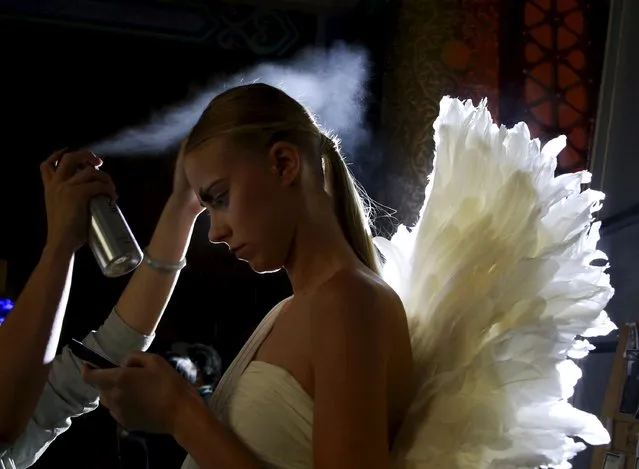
left=20, top=194, right=199, bottom=452
left=0, top=312, right=151, bottom=469
left=0, top=146, right=201, bottom=465
left=0, top=243, right=74, bottom=444
left=310, top=275, right=392, bottom=469
left=111, top=140, right=202, bottom=337
left=172, top=391, right=263, bottom=469
left=112, top=194, right=198, bottom=336
left=0, top=149, right=114, bottom=444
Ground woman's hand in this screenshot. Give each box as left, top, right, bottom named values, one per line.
left=170, top=139, right=204, bottom=218
left=82, top=351, right=199, bottom=434
left=41, top=149, right=117, bottom=254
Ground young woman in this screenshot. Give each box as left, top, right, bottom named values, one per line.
left=84, top=85, right=614, bottom=469
left=84, top=83, right=415, bottom=469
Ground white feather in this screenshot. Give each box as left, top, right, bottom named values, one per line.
left=376, top=97, right=616, bottom=469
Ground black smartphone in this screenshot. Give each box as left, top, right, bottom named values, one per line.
left=69, top=339, right=118, bottom=369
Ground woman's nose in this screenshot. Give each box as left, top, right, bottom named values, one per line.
left=208, top=218, right=231, bottom=245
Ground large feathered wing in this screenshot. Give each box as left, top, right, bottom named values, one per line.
left=374, top=97, right=616, bottom=469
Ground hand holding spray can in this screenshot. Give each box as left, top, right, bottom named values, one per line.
left=55, top=150, right=143, bottom=277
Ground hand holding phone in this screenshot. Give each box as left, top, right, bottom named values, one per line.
left=69, top=338, right=118, bottom=369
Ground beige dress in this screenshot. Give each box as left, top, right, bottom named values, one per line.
left=181, top=299, right=314, bottom=469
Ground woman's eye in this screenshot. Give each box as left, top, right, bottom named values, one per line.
left=211, top=191, right=229, bottom=209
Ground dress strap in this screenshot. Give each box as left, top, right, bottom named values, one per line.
left=209, top=298, right=289, bottom=419
left=181, top=298, right=290, bottom=469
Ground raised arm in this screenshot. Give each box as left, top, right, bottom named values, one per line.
left=0, top=150, right=116, bottom=444
left=0, top=186, right=198, bottom=468
left=0, top=144, right=203, bottom=469
left=107, top=140, right=203, bottom=337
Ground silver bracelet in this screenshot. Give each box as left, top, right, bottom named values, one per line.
left=143, top=248, right=187, bottom=272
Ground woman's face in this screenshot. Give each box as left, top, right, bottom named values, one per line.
left=184, top=137, right=298, bottom=273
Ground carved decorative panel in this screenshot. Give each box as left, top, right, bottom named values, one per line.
left=0, top=0, right=316, bottom=56
left=379, top=0, right=501, bottom=227
left=520, top=0, right=606, bottom=172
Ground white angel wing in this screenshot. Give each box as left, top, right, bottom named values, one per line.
left=375, top=97, right=616, bottom=469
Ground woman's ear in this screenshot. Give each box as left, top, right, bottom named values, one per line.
left=267, top=141, right=301, bottom=186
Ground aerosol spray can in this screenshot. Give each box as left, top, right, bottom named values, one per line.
left=54, top=152, right=143, bottom=277
left=88, top=195, right=143, bottom=278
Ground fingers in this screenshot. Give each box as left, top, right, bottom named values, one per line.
left=40, top=148, right=68, bottom=184
left=69, top=167, right=117, bottom=194
left=67, top=166, right=118, bottom=200
left=53, top=149, right=103, bottom=182
left=123, top=351, right=155, bottom=368
left=82, top=366, right=121, bottom=390
left=66, top=166, right=99, bottom=184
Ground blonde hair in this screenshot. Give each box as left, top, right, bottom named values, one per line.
left=185, top=83, right=379, bottom=273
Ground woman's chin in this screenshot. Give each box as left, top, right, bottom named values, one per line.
left=256, top=267, right=283, bottom=274
left=246, top=257, right=282, bottom=274
left=235, top=249, right=283, bottom=274
left=252, top=263, right=283, bottom=275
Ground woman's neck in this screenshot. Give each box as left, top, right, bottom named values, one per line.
left=284, top=207, right=360, bottom=294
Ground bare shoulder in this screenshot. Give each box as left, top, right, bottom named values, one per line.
left=308, top=268, right=407, bottom=356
